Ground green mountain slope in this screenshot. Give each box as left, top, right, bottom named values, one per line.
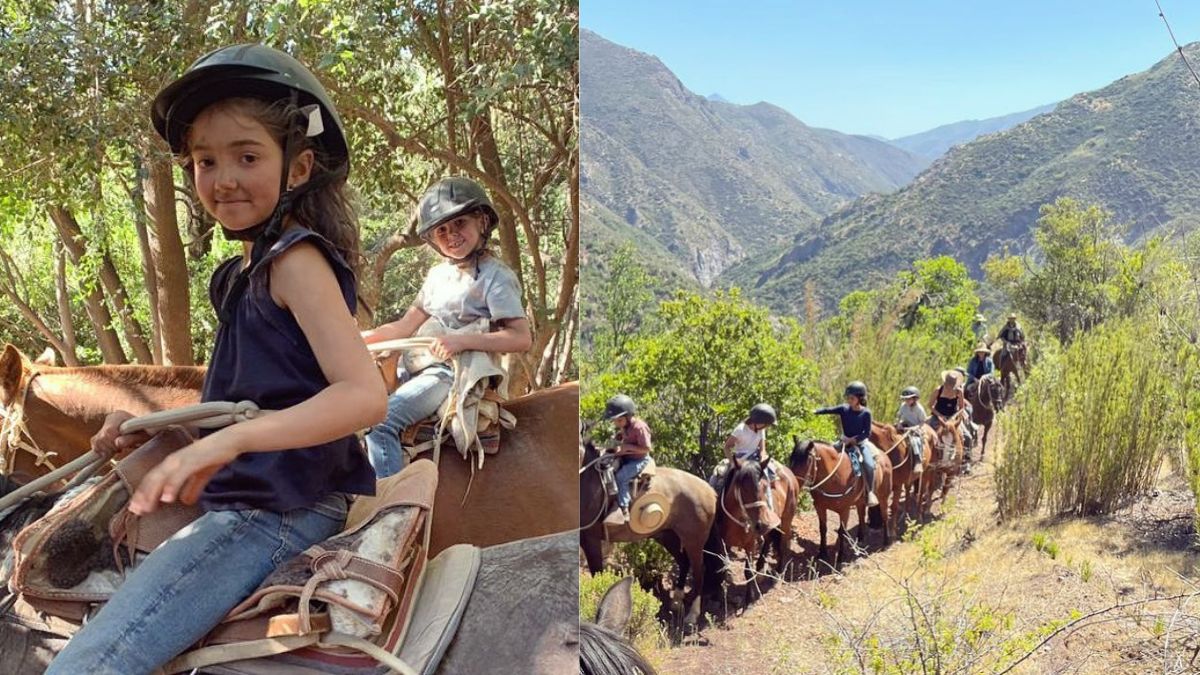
left=890, top=103, right=1057, bottom=160
left=580, top=29, right=928, bottom=286
left=730, top=44, right=1200, bottom=315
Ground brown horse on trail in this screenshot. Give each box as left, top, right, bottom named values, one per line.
left=869, top=422, right=936, bottom=524
left=0, top=344, right=579, bottom=557
left=789, top=437, right=893, bottom=567
left=579, top=439, right=716, bottom=626
left=918, top=412, right=966, bottom=521
left=713, top=456, right=799, bottom=581
left=993, top=343, right=1027, bottom=400
left=964, top=373, right=1004, bottom=459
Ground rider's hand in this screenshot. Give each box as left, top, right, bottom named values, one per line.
left=430, top=335, right=466, bottom=361
left=129, top=430, right=243, bottom=514
left=91, top=411, right=152, bottom=461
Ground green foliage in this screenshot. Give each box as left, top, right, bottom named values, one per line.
left=608, top=540, right=677, bottom=591
left=813, top=256, right=979, bottom=406
left=985, top=198, right=1133, bottom=343
left=584, top=241, right=653, bottom=364
left=582, top=288, right=829, bottom=476
left=995, top=319, right=1174, bottom=518
left=578, top=570, right=665, bottom=655
left=1031, top=532, right=1060, bottom=559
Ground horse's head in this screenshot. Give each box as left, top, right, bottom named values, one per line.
left=982, top=375, right=1005, bottom=409
left=789, top=436, right=815, bottom=472
left=724, top=456, right=779, bottom=536
left=0, top=344, right=33, bottom=408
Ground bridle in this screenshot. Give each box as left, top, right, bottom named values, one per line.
left=721, top=464, right=771, bottom=534
left=0, top=371, right=58, bottom=474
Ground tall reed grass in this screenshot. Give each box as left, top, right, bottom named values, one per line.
left=995, top=320, right=1174, bottom=518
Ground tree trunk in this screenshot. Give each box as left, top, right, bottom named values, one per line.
left=48, top=206, right=127, bottom=364
left=48, top=201, right=153, bottom=363
left=0, top=247, right=76, bottom=364
left=52, top=241, right=80, bottom=366
left=145, top=155, right=194, bottom=365
left=132, top=154, right=163, bottom=364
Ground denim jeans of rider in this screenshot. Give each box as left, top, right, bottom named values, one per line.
left=45, top=492, right=349, bottom=675
left=364, top=368, right=452, bottom=478
left=615, top=456, right=650, bottom=509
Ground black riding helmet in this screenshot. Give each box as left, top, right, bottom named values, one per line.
left=747, top=403, right=777, bottom=426
left=151, top=44, right=349, bottom=168
left=604, top=394, right=636, bottom=421
left=844, top=380, right=868, bottom=403
left=900, top=386, right=920, bottom=399
left=416, top=177, right=501, bottom=276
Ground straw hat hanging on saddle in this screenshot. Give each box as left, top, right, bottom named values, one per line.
left=627, top=492, right=670, bottom=535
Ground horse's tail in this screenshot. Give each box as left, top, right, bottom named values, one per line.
left=868, top=504, right=883, bottom=529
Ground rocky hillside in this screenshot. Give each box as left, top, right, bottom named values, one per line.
left=731, top=43, right=1200, bottom=315
left=890, top=103, right=1057, bottom=160
left=580, top=30, right=928, bottom=286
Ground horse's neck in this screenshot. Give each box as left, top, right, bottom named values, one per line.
left=33, top=368, right=202, bottom=420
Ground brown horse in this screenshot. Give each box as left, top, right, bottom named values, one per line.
left=919, top=413, right=966, bottom=521
left=993, top=343, right=1027, bottom=400
left=0, top=344, right=578, bottom=557
left=0, top=344, right=204, bottom=477
left=789, top=438, right=893, bottom=566
left=714, top=455, right=799, bottom=579
left=964, top=373, right=1004, bottom=459
left=579, top=440, right=716, bottom=625
left=869, top=422, right=936, bottom=525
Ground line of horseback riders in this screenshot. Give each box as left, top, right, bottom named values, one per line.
left=594, top=312, right=1030, bottom=525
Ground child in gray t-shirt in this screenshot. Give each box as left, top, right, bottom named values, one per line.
left=362, top=177, right=531, bottom=477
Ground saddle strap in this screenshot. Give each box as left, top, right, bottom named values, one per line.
left=295, top=546, right=410, bottom=634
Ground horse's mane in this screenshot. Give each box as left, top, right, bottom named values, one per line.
left=36, top=364, right=206, bottom=391
left=579, top=621, right=656, bottom=675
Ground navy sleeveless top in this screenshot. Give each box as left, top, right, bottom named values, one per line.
left=199, top=226, right=377, bottom=512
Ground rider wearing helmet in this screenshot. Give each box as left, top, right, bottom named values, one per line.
left=604, top=394, right=653, bottom=523
left=361, top=176, right=532, bottom=478
left=712, top=403, right=780, bottom=509
left=814, top=381, right=880, bottom=507
left=896, top=386, right=926, bottom=476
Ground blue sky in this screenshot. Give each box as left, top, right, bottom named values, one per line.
left=582, top=1, right=1200, bottom=138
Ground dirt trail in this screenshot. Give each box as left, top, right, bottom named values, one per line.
left=649, top=453, right=1200, bottom=674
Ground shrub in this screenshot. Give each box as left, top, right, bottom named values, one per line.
left=579, top=569, right=665, bottom=654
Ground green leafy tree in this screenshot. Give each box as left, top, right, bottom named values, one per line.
left=582, top=289, right=831, bottom=477
left=984, top=198, right=1129, bottom=344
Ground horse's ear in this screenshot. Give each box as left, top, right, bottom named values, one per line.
left=34, top=347, right=56, bottom=366
left=0, top=344, right=26, bottom=407
left=595, top=576, right=634, bottom=633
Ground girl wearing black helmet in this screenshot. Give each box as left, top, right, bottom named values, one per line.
left=712, top=403, right=779, bottom=509
left=47, top=45, right=385, bottom=675
left=814, top=382, right=880, bottom=507
left=361, top=176, right=531, bottom=478
left=602, top=394, right=653, bottom=523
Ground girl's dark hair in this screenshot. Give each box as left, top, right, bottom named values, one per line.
left=181, top=97, right=362, bottom=279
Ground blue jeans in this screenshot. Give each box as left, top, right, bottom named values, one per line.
left=365, top=369, right=452, bottom=478
left=615, top=457, right=650, bottom=509
left=46, top=492, right=349, bottom=675
left=841, top=440, right=877, bottom=491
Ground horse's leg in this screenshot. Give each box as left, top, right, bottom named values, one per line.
left=683, top=536, right=706, bottom=626
left=656, top=530, right=687, bottom=591
left=855, top=501, right=866, bottom=547
left=817, top=506, right=829, bottom=563
left=581, top=530, right=605, bottom=575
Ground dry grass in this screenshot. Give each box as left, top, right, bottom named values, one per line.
left=650, top=454, right=1200, bottom=674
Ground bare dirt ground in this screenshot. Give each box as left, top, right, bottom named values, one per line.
left=646, top=452, right=1200, bottom=674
